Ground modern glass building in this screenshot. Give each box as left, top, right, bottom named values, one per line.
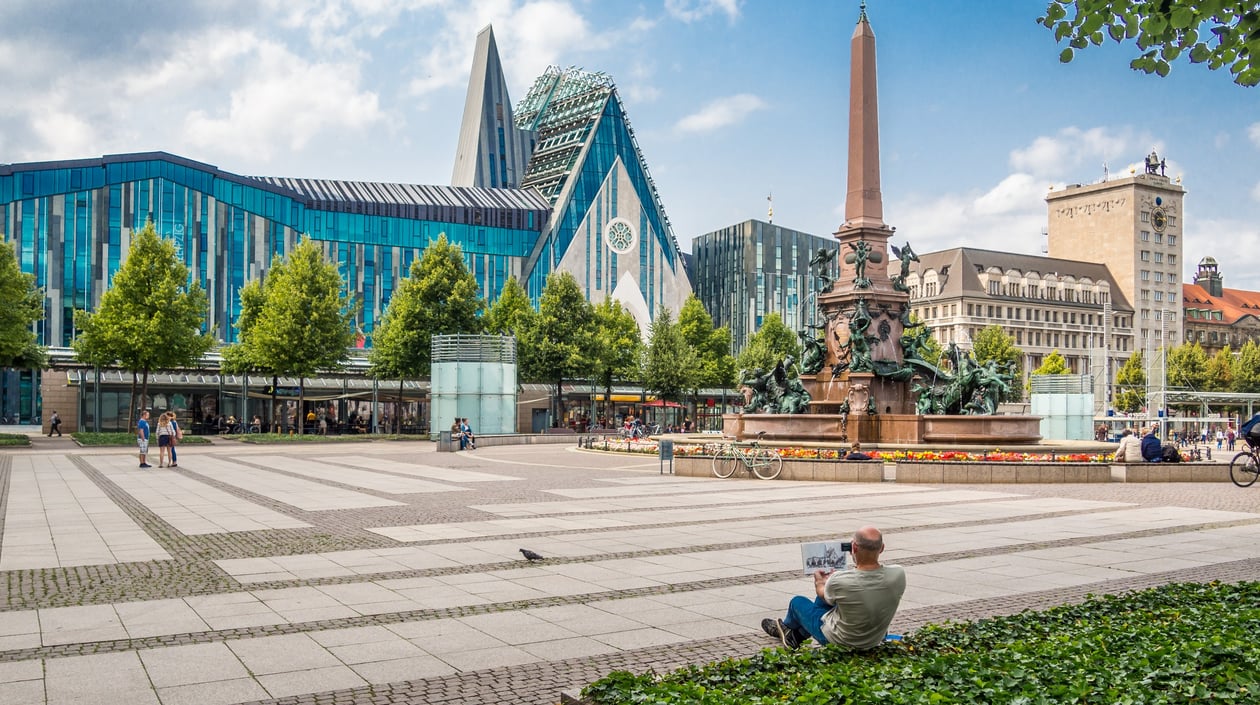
left=690, top=219, right=840, bottom=352
left=453, top=26, right=692, bottom=331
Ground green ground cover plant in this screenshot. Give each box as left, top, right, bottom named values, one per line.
left=0, top=433, right=30, bottom=446
left=584, top=581, right=1260, bottom=704
left=73, top=432, right=211, bottom=446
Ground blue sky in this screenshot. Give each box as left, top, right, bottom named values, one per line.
left=2, top=0, right=1258, bottom=287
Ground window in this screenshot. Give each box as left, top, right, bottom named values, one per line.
left=1140, top=270, right=1150, bottom=281
left=1155, top=272, right=1163, bottom=283
left=1141, top=250, right=1150, bottom=261
left=1070, top=312, right=1076, bottom=323
left=1155, top=291, right=1164, bottom=302
left=1141, top=211, right=1150, bottom=223
left=1154, top=252, right=1163, bottom=263
left=1168, top=235, right=1177, bottom=245
left=1155, top=232, right=1164, bottom=243
left=1140, top=230, right=1150, bottom=241
left=1141, top=289, right=1150, bottom=300
left=1053, top=311, right=1059, bottom=322
left=1169, top=216, right=1177, bottom=227
left=1169, top=254, right=1177, bottom=264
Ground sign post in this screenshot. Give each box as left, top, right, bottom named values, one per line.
left=659, top=439, right=674, bottom=475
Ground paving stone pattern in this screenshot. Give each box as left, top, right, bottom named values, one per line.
left=0, top=439, right=1258, bottom=704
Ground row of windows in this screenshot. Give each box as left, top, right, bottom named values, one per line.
left=1139, top=251, right=1177, bottom=265
left=1139, top=230, right=1177, bottom=245
left=1139, top=269, right=1178, bottom=283
left=1139, top=211, right=1178, bottom=227
left=1186, top=308, right=1225, bottom=320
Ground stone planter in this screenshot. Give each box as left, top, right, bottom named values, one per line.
left=1109, top=463, right=1232, bottom=482
left=894, top=462, right=1111, bottom=484
left=672, top=455, right=882, bottom=482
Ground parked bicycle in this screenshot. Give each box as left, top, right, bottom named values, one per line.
left=710, top=431, right=783, bottom=480
left=1230, top=443, right=1260, bottom=487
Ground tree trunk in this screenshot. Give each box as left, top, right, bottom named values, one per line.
left=398, top=377, right=404, bottom=434
left=140, top=368, right=150, bottom=424
left=604, top=375, right=613, bottom=428
left=298, top=377, right=305, bottom=436
left=271, top=376, right=278, bottom=432
left=127, top=372, right=138, bottom=431
left=555, top=375, right=563, bottom=428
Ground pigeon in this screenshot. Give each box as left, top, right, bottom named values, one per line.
left=519, top=548, right=545, bottom=562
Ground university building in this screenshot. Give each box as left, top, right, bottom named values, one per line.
left=0, top=24, right=692, bottom=426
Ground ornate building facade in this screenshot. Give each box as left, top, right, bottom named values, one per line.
left=1182, top=257, right=1260, bottom=355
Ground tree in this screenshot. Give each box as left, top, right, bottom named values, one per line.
left=678, top=295, right=736, bottom=406
left=735, top=312, right=800, bottom=378
left=370, top=236, right=482, bottom=431
left=1114, top=350, right=1146, bottom=413
left=1167, top=341, right=1209, bottom=391
left=225, top=235, right=357, bottom=429
left=1039, top=1, right=1260, bottom=86
left=0, top=240, right=45, bottom=370
left=906, top=313, right=944, bottom=368
left=642, top=306, right=696, bottom=408
left=482, top=275, right=534, bottom=337
left=588, top=298, right=642, bottom=422
left=1204, top=345, right=1234, bottom=392
left=517, top=271, right=592, bottom=425
left=1032, top=349, right=1070, bottom=376
left=74, top=220, right=213, bottom=429
left=1233, top=340, right=1260, bottom=393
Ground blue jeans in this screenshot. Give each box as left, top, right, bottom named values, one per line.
left=783, top=595, right=831, bottom=646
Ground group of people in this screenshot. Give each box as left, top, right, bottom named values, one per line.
left=1113, top=426, right=1181, bottom=463
left=451, top=417, right=476, bottom=450
left=135, top=409, right=182, bottom=468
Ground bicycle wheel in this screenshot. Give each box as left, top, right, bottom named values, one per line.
left=712, top=447, right=739, bottom=478
left=750, top=448, right=783, bottom=480
left=1230, top=451, right=1260, bottom=488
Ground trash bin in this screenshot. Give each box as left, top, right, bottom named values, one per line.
left=437, top=430, right=457, bottom=452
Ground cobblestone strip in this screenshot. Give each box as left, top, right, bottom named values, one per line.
left=225, top=556, right=1260, bottom=705
left=0, top=455, right=10, bottom=566
left=7, top=516, right=1257, bottom=662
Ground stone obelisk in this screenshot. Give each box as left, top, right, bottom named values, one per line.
left=813, top=5, right=913, bottom=418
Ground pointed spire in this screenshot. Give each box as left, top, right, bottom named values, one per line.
left=452, top=25, right=534, bottom=188
left=841, top=4, right=886, bottom=231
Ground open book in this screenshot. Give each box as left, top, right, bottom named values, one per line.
left=800, top=540, right=851, bottom=575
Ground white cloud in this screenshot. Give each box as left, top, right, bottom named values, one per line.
left=623, top=60, right=660, bottom=104
left=1249, top=122, right=1260, bottom=148
left=1184, top=215, right=1260, bottom=290
left=1009, top=126, right=1147, bottom=180
left=674, top=93, right=766, bottom=133
left=183, top=40, right=384, bottom=160
left=1252, top=181, right=1260, bottom=202
left=664, top=0, right=739, bottom=23
left=973, top=173, right=1045, bottom=216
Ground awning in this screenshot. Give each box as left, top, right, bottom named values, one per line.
left=642, top=400, right=683, bottom=408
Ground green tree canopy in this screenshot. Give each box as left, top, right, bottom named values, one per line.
left=0, top=240, right=45, bottom=369
left=370, top=235, right=482, bottom=383
left=518, top=271, right=592, bottom=424
left=1204, top=345, right=1234, bottom=392
left=642, top=306, right=696, bottom=405
left=1032, top=349, right=1071, bottom=376
left=1167, top=341, right=1209, bottom=390
left=1233, top=340, right=1260, bottom=393
left=678, top=295, right=736, bottom=391
left=225, top=235, right=357, bottom=424
left=73, top=221, right=214, bottom=427
left=482, top=275, right=534, bottom=337
left=1114, top=350, right=1146, bottom=413
left=735, top=312, right=800, bottom=378
left=589, top=298, right=642, bottom=420
left=971, top=325, right=1023, bottom=401
left=1039, top=1, right=1260, bottom=86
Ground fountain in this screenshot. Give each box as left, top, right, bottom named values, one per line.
left=724, top=6, right=1041, bottom=446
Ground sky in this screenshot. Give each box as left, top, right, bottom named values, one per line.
left=2, top=0, right=1258, bottom=287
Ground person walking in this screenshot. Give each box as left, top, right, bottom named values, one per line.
left=156, top=412, right=174, bottom=468
left=48, top=410, right=62, bottom=437
left=169, top=414, right=182, bottom=468
left=137, top=410, right=152, bottom=468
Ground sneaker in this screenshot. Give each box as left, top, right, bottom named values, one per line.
left=775, top=619, right=801, bottom=649
left=170, top=463, right=178, bottom=468
left=760, top=618, right=780, bottom=639
left=140, top=463, right=152, bottom=468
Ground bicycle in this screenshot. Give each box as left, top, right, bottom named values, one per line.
left=711, top=432, right=783, bottom=480
left=1230, top=443, right=1260, bottom=488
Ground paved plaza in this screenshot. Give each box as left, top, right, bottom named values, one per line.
left=0, top=436, right=1258, bottom=704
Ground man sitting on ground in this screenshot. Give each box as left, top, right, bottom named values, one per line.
left=761, top=525, right=906, bottom=650
left=1141, top=426, right=1163, bottom=462
left=845, top=442, right=872, bottom=460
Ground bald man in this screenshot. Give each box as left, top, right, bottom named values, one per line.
left=762, top=525, right=906, bottom=650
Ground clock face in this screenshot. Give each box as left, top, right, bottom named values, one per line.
left=1152, top=208, right=1168, bottom=232
left=604, top=218, right=637, bottom=254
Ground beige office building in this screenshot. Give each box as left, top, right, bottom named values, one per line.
left=1046, top=151, right=1185, bottom=350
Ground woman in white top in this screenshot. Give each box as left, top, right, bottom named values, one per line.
left=156, top=412, right=174, bottom=468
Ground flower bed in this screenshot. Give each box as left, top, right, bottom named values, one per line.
left=584, top=439, right=1110, bottom=463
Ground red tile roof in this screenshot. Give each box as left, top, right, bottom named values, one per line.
left=1182, top=283, right=1260, bottom=326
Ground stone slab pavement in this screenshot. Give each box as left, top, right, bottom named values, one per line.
left=0, top=437, right=1257, bottom=704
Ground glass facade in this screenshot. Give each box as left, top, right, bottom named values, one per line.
left=0, top=152, right=552, bottom=348
left=690, top=220, right=839, bottom=352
